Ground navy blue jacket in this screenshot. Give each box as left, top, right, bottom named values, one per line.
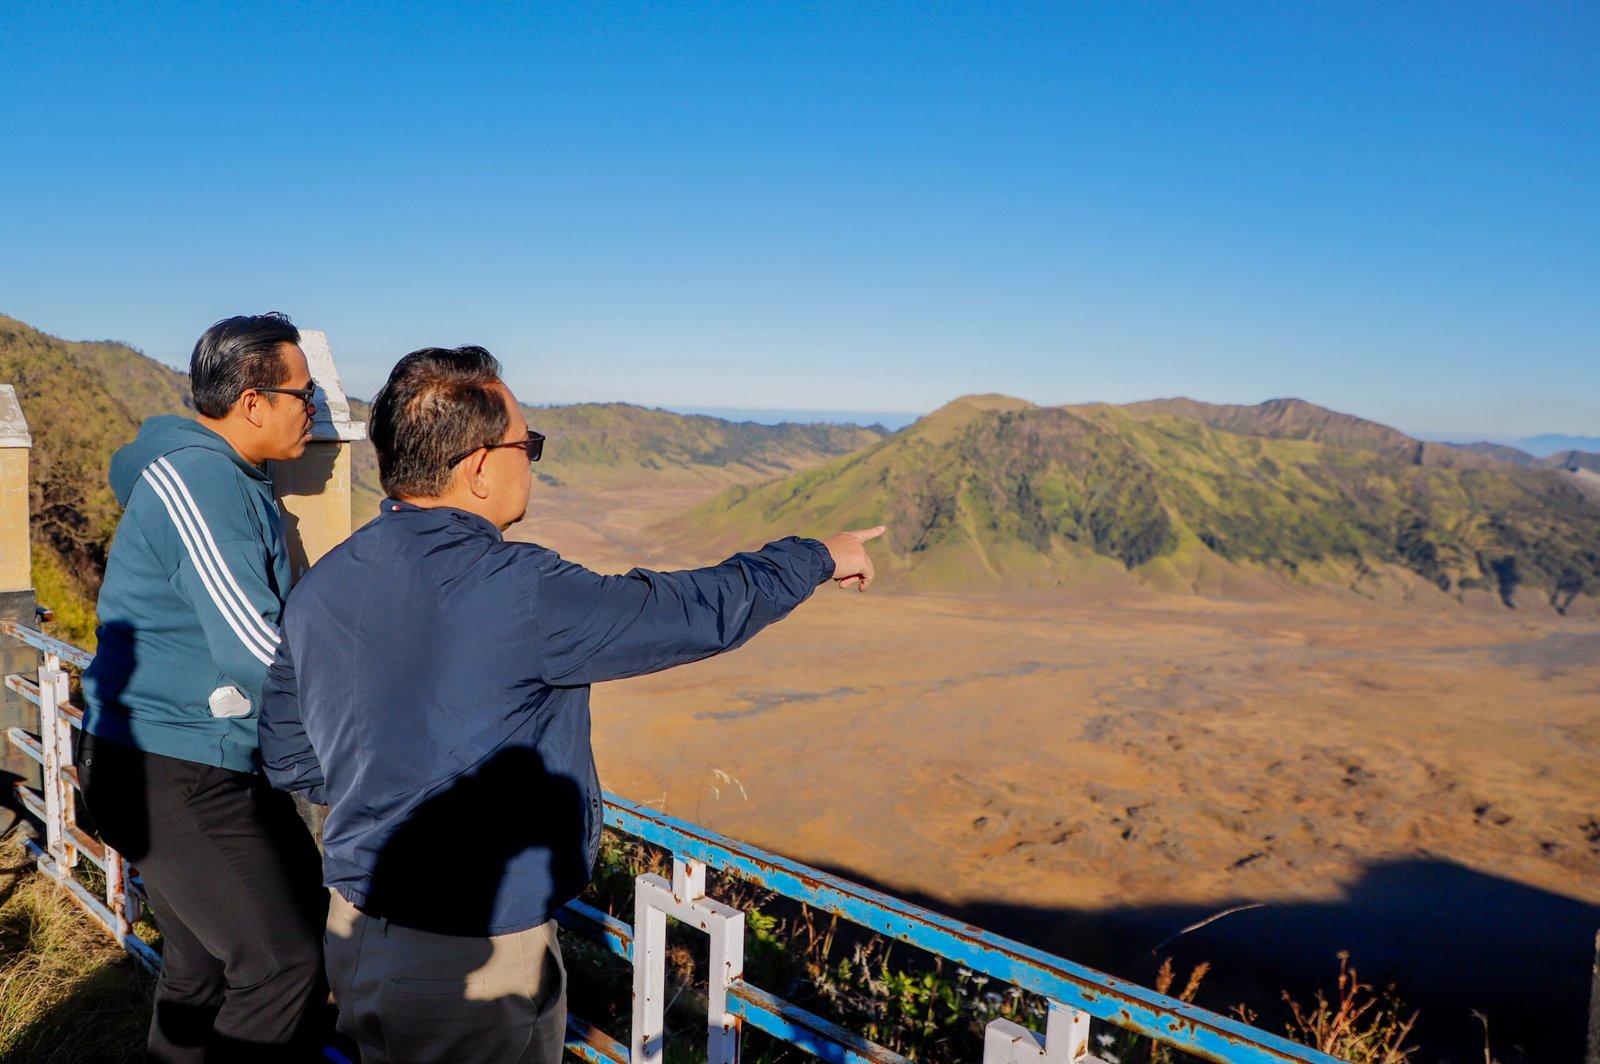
left=260, top=500, right=834, bottom=936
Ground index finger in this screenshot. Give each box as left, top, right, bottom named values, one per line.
left=849, top=525, right=887, bottom=542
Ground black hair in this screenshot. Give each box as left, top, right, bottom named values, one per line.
left=190, top=312, right=302, bottom=418
left=370, top=346, right=508, bottom=498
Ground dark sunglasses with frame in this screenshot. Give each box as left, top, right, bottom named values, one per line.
left=447, top=429, right=546, bottom=468
left=253, top=380, right=319, bottom=411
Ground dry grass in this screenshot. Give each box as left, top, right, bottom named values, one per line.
left=1106, top=956, right=1211, bottom=1064
left=1230, top=951, right=1421, bottom=1064
left=0, top=830, right=152, bottom=1064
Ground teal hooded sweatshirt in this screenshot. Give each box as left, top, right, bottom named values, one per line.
left=82, top=416, right=291, bottom=771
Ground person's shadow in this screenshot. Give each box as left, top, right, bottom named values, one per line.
left=363, top=744, right=589, bottom=935
left=267, top=443, right=341, bottom=582
left=320, top=745, right=583, bottom=1062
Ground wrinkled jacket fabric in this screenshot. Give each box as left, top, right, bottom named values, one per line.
left=260, top=499, right=833, bottom=936
left=82, top=416, right=290, bottom=770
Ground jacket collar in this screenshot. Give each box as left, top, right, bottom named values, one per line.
left=380, top=498, right=503, bottom=539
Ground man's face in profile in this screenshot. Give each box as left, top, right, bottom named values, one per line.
left=262, top=342, right=316, bottom=462
left=487, top=382, right=533, bottom=529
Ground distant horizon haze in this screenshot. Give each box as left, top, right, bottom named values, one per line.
left=26, top=319, right=1593, bottom=444
left=5, top=305, right=1591, bottom=446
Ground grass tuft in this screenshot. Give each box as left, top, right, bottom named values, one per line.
left=0, top=832, right=152, bottom=1064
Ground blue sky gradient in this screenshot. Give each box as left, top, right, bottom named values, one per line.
left=2, top=1, right=1595, bottom=438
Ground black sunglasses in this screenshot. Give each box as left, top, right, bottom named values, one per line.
left=447, top=429, right=546, bottom=468
left=254, top=380, right=319, bottom=411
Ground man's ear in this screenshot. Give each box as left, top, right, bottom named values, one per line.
left=467, top=453, right=492, bottom=500
left=237, top=390, right=267, bottom=428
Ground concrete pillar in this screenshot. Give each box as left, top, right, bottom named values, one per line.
left=1, top=385, right=41, bottom=807
left=0, top=386, right=29, bottom=593
left=266, top=333, right=365, bottom=839
left=268, top=330, right=367, bottom=583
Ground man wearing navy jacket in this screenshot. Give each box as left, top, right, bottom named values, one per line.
left=260, top=345, right=882, bottom=1064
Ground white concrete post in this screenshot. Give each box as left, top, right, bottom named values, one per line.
left=0, top=385, right=40, bottom=801
left=267, top=330, right=367, bottom=582
left=0, top=386, right=29, bottom=595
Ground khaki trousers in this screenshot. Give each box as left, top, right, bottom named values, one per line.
left=325, top=891, right=566, bottom=1064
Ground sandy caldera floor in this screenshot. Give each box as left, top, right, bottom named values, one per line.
left=512, top=476, right=1600, bottom=1061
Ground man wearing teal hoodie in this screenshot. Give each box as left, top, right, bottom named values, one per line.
left=78, top=313, right=327, bottom=1063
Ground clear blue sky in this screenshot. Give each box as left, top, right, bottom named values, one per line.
left=2, top=1, right=1595, bottom=439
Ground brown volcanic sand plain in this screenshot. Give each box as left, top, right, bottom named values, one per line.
left=511, top=471, right=1600, bottom=1060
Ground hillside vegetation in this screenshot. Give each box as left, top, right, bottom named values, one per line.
left=679, top=395, right=1600, bottom=611
left=0, top=316, right=193, bottom=645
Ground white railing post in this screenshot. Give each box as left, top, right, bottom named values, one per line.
left=35, top=651, right=76, bottom=868
left=632, top=857, right=746, bottom=1063
left=105, top=839, right=138, bottom=945
left=632, top=877, right=669, bottom=1063
left=984, top=1003, right=1098, bottom=1063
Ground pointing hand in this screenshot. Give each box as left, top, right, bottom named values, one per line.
left=821, top=526, right=886, bottom=592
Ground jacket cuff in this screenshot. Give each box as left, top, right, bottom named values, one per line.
left=795, top=537, right=837, bottom=584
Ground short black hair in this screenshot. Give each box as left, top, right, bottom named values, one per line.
left=370, top=346, right=508, bottom=499
left=190, top=312, right=302, bottom=418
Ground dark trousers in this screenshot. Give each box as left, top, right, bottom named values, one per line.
left=75, top=732, right=328, bottom=1064
left=325, top=891, right=567, bottom=1064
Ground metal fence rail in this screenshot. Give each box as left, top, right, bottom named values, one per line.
left=1, top=619, right=156, bottom=969
left=1, top=619, right=1339, bottom=1064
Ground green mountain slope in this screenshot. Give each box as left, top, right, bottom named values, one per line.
left=679, top=396, right=1600, bottom=611
left=0, top=316, right=194, bottom=644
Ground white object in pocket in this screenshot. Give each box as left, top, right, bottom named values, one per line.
left=208, top=685, right=253, bottom=718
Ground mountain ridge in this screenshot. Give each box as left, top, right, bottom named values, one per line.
left=1120, top=396, right=1512, bottom=470
left=675, top=393, right=1600, bottom=613
left=5, top=312, right=1596, bottom=634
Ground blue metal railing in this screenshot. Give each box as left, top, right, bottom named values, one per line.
left=575, top=795, right=1335, bottom=1063
left=2, top=618, right=1338, bottom=1064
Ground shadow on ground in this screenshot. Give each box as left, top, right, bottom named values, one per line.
left=804, top=852, right=1598, bottom=1063
left=0, top=957, right=152, bottom=1064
